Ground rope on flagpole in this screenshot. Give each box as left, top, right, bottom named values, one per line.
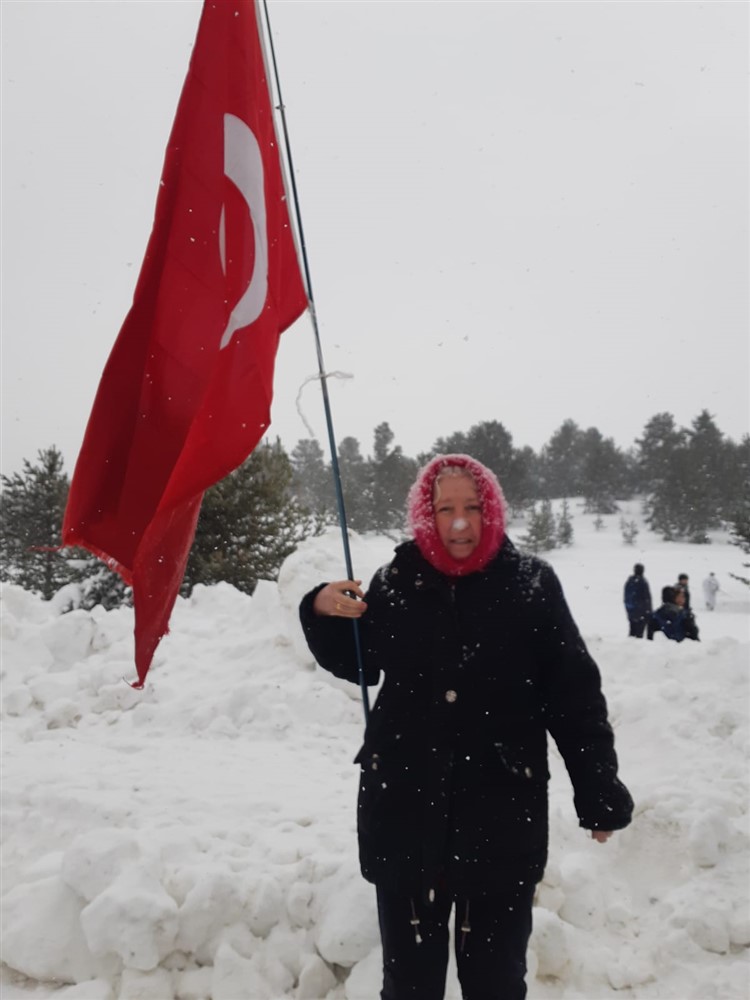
left=294, top=371, right=353, bottom=439
left=260, top=0, right=371, bottom=723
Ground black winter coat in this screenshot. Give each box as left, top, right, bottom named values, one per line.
left=299, top=538, right=633, bottom=900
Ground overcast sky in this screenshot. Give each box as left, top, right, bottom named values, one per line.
left=2, top=0, right=748, bottom=478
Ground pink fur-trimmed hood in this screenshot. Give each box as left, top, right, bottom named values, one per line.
left=406, top=454, right=506, bottom=577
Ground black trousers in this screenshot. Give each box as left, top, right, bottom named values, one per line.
left=628, top=616, right=647, bottom=638
left=377, top=882, right=535, bottom=1000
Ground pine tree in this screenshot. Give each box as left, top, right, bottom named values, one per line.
left=637, top=413, right=687, bottom=539
left=452, top=422, right=513, bottom=479
left=556, top=500, right=574, bottom=547
left=580, top=429, right=626, bottom=514
left=337, top=436, right=374, bottom=532
left=680, top=410, right=725, bottom=540
left=507, top=446, right=539, bottom=515
left=183, top=439, right=314, bottom=595
left=724, top=435, right=750, bottom=523
left=429, top=421, right=533, bottom=511
left=728, top=480, right=750, bottom=587
left=291, top=438, right=334, bottom=522
left=432, top=429, right=470, bottom=456
left=370, top=423, right=417, bottom=534
left=621, top=448, right=641, bottom=497
left=0, top=446, right=78, bottom=599
left=620, top=517, right=639, bottom=546
left=538, top=420, right=588, bottom=499
left=73, top=560, right=132, bottom=611
left=637, top=412, right=685, bottom=494
left=521, top=500, right=557, bottom=554
left=639, top=411, right=732, bottom=542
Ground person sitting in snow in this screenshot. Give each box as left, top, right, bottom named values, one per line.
left=623, top=563, right=652, bottom=638
left=299, top=454, right=633, bottom=1000
left=702, top=572, right=721, bottom=611
left=648, top=586, right=700, bottom=642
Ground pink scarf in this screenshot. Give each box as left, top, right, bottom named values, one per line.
left=406, top=454, right=506, bottom=577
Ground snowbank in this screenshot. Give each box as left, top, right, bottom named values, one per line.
left=2, top=518, right=749, bottom=998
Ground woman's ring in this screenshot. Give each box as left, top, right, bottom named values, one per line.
left=335, top=601, right=342, bottom=611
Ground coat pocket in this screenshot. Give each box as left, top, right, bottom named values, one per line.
left=353, top=747, right=423, bottom=844
left=491, top=742, right=550, bottom=785
left=450, top=746, right=550, bottom=864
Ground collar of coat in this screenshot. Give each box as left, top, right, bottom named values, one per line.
left=386, top=536, right=526, bottom=593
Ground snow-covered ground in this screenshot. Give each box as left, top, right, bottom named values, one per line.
left=2, top=502, right=749, bottom=1000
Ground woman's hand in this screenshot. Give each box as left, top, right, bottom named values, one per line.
left=590, top=830, right=614, bottom=843
left=313, top=580, right=368, bottom=618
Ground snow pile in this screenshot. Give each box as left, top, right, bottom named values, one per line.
left=2, top=517, right=749, bottom=999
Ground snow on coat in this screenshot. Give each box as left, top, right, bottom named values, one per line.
left=299, top=537, right=633, bottom=900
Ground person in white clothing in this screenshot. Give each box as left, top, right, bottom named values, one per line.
left=702, top=572, right=720, bottom=611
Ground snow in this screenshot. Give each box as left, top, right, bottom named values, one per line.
left=2, top=504, right=749, bottom=999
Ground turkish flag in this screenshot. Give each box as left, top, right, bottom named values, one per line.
left=63, top=0, right=308, bottom=686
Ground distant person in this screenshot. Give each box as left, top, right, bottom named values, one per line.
left=674, top=574, right=700, bottom=637
left=675, top=574, right=692, bottom=612
left=648, top=586, right=700, bottom=642
left=623, top=563, right=652, bottom=638
left=702, top=572, right=720, bottom=611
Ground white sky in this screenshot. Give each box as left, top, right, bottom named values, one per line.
left=2, top=0, right=748, bottom=477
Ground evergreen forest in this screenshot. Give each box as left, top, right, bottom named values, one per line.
left=1, top=410, right=748, bottom=609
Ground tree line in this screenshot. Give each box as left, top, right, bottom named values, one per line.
left=1, top=410, right=748, bottom=606
left=0, top=440, right=314, bottom=609
left=294, top=411, right=749, bottom=541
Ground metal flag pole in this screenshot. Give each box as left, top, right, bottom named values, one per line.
left=259, top=0, right=370, bottom=723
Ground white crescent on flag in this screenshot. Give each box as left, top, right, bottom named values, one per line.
left=219, top=113, right=269, bottom=349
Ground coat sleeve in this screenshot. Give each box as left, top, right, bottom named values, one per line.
left=298, top=577, right=383, bottom=687
left=534, top=564, right=634, bottom=832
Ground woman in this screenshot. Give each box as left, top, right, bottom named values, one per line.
left=299, top=455, right=633, bottom=1000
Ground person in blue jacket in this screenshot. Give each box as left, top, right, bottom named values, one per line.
left=647, top=586, right=700, bottom=642
left=623, top=563, right=652, bottom=637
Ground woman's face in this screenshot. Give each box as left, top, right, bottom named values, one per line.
left=433, top=472, right=482, bottom=560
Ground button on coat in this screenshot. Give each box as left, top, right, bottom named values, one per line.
left=300, top=537, right=633, bottom=899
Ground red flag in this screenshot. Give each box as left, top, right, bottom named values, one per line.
left=63, top=0, right=308, bottom=687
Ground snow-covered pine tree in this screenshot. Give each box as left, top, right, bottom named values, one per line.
left=183, top=439, right=314, bottom=596
left=0, top=446, right=77, bottom=599
left=521, top=500, right=557, bottom=554
left=69, top=557, right=131, bottom=611
left=556, top=499, right=574, bottom=547
left=620, top=517, right=639, bottom=546
left=728, top=480, right=750, bottom=587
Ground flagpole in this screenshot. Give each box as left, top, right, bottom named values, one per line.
left=259, top=0, right=370, bottom=723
